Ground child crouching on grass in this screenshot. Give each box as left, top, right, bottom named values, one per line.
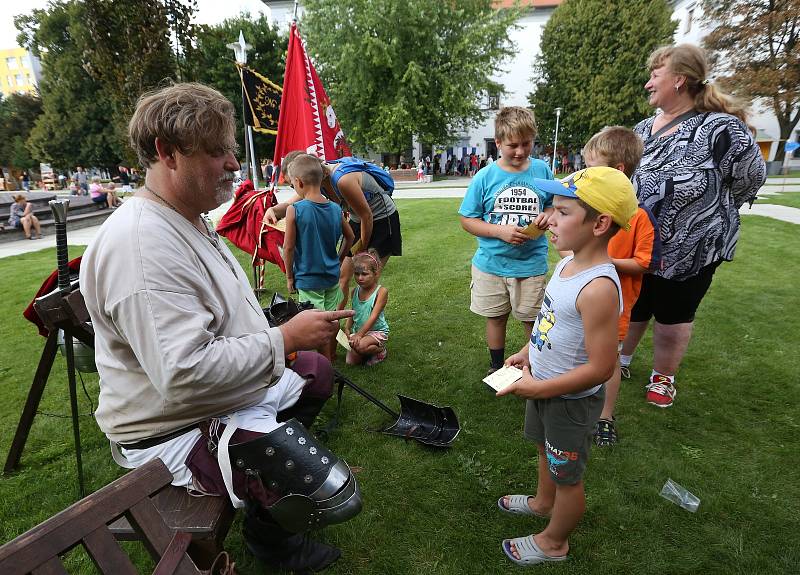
left=344, top=249, right=389, bottom=366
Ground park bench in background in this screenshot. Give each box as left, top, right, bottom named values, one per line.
left=0, top=458, right=234, bottom=574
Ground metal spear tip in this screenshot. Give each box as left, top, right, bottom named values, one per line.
left=48, top=199, right=70, bottom=223
left=226, top=30, right=253, bottom=65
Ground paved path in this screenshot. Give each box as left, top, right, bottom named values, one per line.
left=2, top=179, right=798, bottom=259
left=741, top=203, right=800, bottom=224
left=0, top=224, right=108, bottom=260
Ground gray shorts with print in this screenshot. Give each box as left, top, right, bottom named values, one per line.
left=523, top=390, right=604, bottom=485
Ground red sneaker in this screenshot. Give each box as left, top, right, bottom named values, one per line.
left=646, top=374, right=676, bottom=408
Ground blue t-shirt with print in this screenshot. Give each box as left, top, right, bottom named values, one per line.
left=458, top=158, right=553, bottom=278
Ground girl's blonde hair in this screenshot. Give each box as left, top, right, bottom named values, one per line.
left=352, top=248, right=381, bottom=274
left=648, top=44, right=750, bottom=127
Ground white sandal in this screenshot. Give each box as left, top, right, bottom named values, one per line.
left=501, top=535, right=567, bottom=566
left=497, top=495, right=549, bottom=518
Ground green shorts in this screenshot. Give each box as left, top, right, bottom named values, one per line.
left=297, top=285, right=343, bottom=311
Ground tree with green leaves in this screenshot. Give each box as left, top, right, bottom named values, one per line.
left=529, top=0, right=675, bottom=150
left=702, top=0, right=800, bottom=163
left=15, top=1, right=120, bottom=170
left=82, top=0, right=193, bottom=162
left=16, top=0, right=196, bottom=169
left=301, top=0, right=521, bottom=154
left=0, top=93, right=43, bottom=171
left=190, top=12, right=286, bottom=162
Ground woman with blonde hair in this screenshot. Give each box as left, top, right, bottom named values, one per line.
left=622, top=43, right=766, bottom=408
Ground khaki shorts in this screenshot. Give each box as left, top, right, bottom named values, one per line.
left=469, top=265, right=546, bottom=322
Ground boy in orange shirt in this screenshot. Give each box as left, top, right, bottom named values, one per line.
left=583, top=127, right=661, bottom=446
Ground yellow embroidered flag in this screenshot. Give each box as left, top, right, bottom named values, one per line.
left=238, top=64, right=282, bottom=135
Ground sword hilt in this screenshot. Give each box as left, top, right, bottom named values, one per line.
left=49, top=199, right=71, bottom=292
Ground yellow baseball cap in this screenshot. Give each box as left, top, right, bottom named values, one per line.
left=534, top=166, right=638, bottom=230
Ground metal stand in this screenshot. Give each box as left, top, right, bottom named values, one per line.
left=3, top=290, right=93, bottom=497
left=3, top=199, right=91, bottom=497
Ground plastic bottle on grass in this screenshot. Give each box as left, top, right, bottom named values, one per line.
left=660, top=478, right=700, bottom=513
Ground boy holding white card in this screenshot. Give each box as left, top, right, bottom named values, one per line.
left=495, top=167, right=638, bottom=566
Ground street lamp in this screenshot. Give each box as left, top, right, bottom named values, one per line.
left=227, top=31, right=259, bottom=188
left=551, top=107, right=562, bottom=174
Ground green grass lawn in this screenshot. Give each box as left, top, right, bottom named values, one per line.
left=766, top=168, right=800, bottom=179
left=1, top=200, right=798, bottom=574
left=757, top=191, right=800, bottom=210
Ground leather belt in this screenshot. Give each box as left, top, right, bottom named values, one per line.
left=118, top=422, right=203, bottom=451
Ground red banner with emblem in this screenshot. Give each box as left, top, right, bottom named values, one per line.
left=272, top=23, right=350, bottom=180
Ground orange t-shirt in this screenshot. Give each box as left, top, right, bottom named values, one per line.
left=608, top=207, right=660, bottom=340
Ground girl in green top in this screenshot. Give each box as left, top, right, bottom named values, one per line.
left=344, top=249, right=389, bottom=366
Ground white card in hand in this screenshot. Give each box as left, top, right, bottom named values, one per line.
left=483, top=365, right=523, bottom=392
left=336, top=329, right=352, bottom=351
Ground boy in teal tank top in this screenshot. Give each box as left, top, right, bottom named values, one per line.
left=283, top=154, right=354, bottom=360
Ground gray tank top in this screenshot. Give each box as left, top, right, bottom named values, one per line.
left=528, top=256, right=622, bottom=399
left=340, top=171, right=397, bottom=223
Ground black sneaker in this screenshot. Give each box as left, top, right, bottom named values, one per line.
left=594, top=418, right=617, bottom=447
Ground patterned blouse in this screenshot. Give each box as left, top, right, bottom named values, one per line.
left=632, top=112, right=766, bottom=280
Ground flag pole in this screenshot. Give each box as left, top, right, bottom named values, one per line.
left=228, top=31, right=258, bottom=189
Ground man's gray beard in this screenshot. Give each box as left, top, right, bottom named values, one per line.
left=214, top=171, right=237, bottom=205
left=214, top=183, right=234, bottom=205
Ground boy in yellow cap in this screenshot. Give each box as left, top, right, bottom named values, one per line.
left=496, top=166, right=637, bottom=566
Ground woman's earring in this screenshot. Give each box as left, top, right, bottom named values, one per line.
left=674, top=85, right=680, bottom=93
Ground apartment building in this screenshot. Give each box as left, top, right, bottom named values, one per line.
left=0, top=47, right=41, bottom=98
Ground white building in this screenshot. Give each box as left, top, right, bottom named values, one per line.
left=434, top=0, right=561, bottom=165
left=261, top=0, right=301, bottom=28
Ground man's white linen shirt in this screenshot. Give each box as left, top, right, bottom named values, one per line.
left=80, top=197, right=286, bottom=443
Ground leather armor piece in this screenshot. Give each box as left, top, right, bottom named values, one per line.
left=228, top=418, right=362, bottom=532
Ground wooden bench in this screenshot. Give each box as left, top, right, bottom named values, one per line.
left=0, top=458, right=233, bottom=574
left=109, top=483, right=235, bottom=570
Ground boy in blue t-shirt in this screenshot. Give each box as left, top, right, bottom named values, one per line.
left=283, top=154, right=354, bottom=360
left=458, top=106, right=554, bottom=376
